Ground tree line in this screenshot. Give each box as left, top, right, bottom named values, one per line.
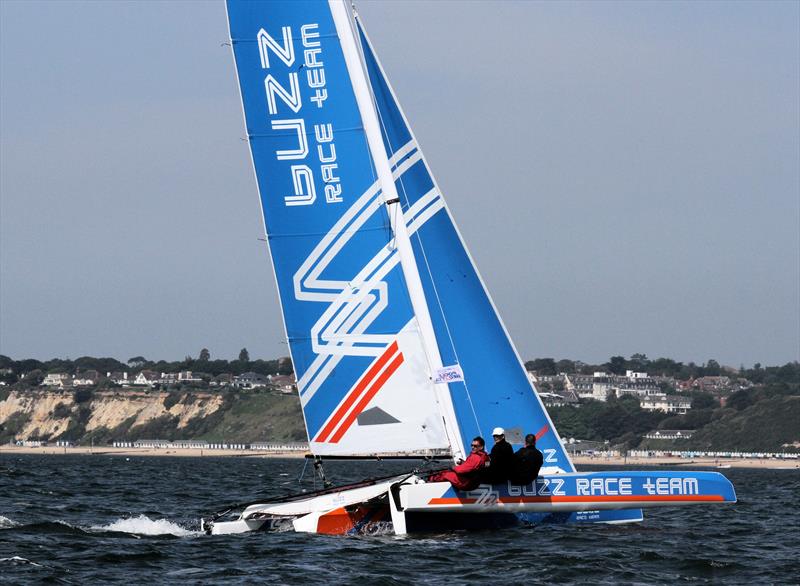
left=0, top=348, right=293, bottom=386
left=524, top=354, right=799, bottom=385
left=1, top=351, right=796, bottom=394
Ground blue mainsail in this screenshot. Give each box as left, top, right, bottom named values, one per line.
left=227, top=0, right=575, bottom=471
left=226, top=0, right=451, bottom=456
left=355, top=16, right=576, bottom=472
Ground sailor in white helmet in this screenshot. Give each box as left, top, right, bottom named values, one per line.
left=482, top=427, right=514, bottom=484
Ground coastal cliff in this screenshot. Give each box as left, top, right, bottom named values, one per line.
left=0, top=389, right=306, bottom=445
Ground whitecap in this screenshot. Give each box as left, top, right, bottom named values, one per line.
left=90, top=514, right=199, bottom=536
left=0, top=516, right=18, bottom=528
left=0, top=556, right=43, bottom=567
left=165, top=567, right=206, bottom=577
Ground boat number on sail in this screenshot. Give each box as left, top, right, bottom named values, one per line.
left=257, top=23, right=343, bottom=206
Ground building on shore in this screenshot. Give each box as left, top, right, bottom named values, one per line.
left=133, top=439, right=171, bottom=448
left=250, top=442, right=308, bottom=452
left=644, top=429, right=695, bottom=440
left=640, top=395, right=692, bottom=414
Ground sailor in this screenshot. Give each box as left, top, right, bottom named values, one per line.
left=482, top=427, right=515, bottom=484
left=428, top=436, right=489, bottom=491
left=510, top=433, right=543, bottom=485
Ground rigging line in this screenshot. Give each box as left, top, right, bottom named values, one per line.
left=409, top=210, right=482, bottom=435
left=374, top=138, right=482, bottom=436
left=361, top=23, right=481, bottom=439
left=349, top=10, right=391, bottom=243
left=356, top=14, right=467, bottom=456
left=298, top=455, right=309, bottom=483
left=354, top=13, right=456, bottom=366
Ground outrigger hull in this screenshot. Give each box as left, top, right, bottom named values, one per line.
left=204, top=470, right=735, bottom=536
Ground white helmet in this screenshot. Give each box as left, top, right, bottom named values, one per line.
left=492, top=427, right=505, bottom=436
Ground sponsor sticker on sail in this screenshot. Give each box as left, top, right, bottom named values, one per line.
left=434, top=365, right=464, bottom=384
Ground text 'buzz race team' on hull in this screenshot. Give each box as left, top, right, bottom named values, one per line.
left=206, top=0, right=737, bottom=535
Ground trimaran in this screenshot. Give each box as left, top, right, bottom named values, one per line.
left=202, top=0, right=735, bottom=536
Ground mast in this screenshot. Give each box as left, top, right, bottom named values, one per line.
left=328, top=0, right=465, bottom=461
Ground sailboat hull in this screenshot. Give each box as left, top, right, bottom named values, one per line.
left=204, top=470, right=734, bottom=536
left=404, top=470, right=735, bottom=514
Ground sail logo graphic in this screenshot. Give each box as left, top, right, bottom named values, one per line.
left=257, top=23, right=342, bottom=206
left=466, top=486, right=500, bottom=506
left=294, top=142, right=445, bottom=404
left=433, top=365, right=464, bottom=384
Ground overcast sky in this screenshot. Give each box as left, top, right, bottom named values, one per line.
left=1, top=0, right=798, bottom=368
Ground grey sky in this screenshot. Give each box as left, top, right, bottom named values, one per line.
left=1, top=0, right=798, bottom=368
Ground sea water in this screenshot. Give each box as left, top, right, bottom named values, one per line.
left=1, top=454, right=797, bottom=584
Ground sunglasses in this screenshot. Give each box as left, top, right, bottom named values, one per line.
left=470, top=444, right=482, bottom=448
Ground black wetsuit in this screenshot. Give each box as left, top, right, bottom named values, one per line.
left=510, top=445, right=543, bottom=485
left=484, top=439, right=515, bottom=484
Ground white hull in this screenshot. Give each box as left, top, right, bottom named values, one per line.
left=203, top=469, right=736, bottom=536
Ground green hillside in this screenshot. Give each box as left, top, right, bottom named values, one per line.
left=685, top=396, right=800, bottom=451
left=197, top=393, right=306, bottom=443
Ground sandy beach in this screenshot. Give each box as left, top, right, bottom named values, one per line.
left=1, top=445, right=797, bottom=469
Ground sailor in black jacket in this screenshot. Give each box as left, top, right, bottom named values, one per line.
left=483, top=427, right=515, bottom=484
left=511, top=433, right=544, bottom=485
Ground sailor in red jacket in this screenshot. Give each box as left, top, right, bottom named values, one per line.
left=428, top=436, right=489, bottom=491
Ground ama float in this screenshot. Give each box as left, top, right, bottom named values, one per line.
left=202, top=0, right=735, bottom=536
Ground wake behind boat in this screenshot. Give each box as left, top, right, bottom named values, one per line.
left=203, top=0, right=735, bottom=536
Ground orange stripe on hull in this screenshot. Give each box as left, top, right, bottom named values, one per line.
left=315, top=505, right=390, bottom=535
left=315, top=507, right=356, bottom=535
left=428, top=494, right=726, bottom=505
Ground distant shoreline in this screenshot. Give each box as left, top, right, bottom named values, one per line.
left=572, top=454, right=798, bottom=470
left=0, top=445, right=305, bottom=459
left=1, top=445, right=797, bottom=469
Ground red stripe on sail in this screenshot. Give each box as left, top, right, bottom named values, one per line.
left=314, top=341, right=399, bottom=443
left=535, top=424, right=549, bottom=441
left=329, top=352, right=405, bottom=444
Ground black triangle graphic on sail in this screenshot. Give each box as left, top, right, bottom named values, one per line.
left=357, top=406, right=401, bottom=426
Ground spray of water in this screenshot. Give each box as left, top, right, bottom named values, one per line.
left=91, top=515, right=198, bottom=536
left=0, top=516, right=18, bottom=529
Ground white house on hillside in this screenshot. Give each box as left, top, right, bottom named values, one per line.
left=640, top=395, right=692, bottom=414
left=233, top=372, right=269, bottom=389
left=134, top=371, right=160, bottom=386
left=41, top=373, right=71, bottom=388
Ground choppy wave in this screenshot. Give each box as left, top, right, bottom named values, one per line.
left=0, top=515, right=18, bottom=529
left=0, top=556, right=43, bottom=567
left=90, top=515, right=198, bottom=537
left=0, top=454, right=796, bottom=584
left=3, top=520, right=88, bottom=536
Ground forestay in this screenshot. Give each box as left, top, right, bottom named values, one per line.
left=355, top=16, right=576, bottom=472
left=226, top=0, right=451, bottom=456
